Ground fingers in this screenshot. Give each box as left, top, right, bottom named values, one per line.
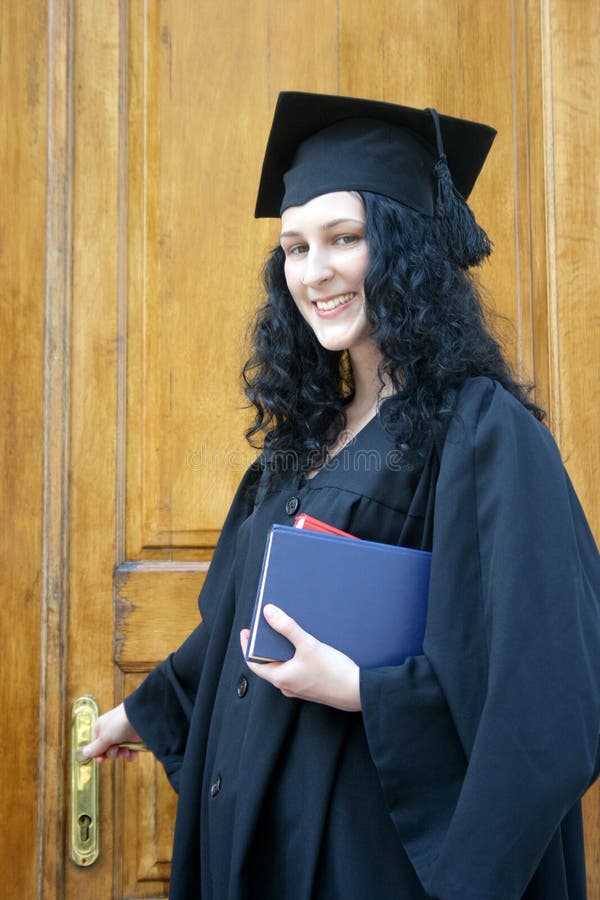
left=81, top=740, right=139, bottom=763
left=241, top=606, right=317, bottom=697
left=240, top=607, right=362, bottom=711
left=80, top=703, right=143, bottom=762
left=104, top=745, right=139, bottom=762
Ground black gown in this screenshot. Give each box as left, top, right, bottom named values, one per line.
left=125, top=377, right=600, bottom=900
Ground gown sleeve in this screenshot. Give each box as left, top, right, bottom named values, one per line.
left=124, top=460, right=262, bottom=791
left=360, top=378, right=600, bottom=900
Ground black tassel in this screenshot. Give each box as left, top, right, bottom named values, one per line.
left=433, top=155, right=492, bottom=268
left=426, top=108, right=492, bottom=269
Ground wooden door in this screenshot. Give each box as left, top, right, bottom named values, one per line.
left=1, top=1, right=597, bottom=897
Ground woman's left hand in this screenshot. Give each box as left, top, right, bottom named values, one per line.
left=240, top=604, right=361, bottom=712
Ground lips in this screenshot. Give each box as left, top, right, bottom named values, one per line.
left=313, top=292, right=355, bottom=312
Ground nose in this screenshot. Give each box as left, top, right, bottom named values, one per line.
left=301, top=247, right=333, bottom=287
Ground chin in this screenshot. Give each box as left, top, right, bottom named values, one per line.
left=314, top=335, right=364, bottom=354
left=309, top=319, right=370, bottom=355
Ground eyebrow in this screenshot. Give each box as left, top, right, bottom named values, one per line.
left=279, top=217, right=366, bottom=239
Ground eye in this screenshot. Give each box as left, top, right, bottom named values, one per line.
left=282, top=243, right=308, bottom=256
left=334, top=233, right=361, bottom=246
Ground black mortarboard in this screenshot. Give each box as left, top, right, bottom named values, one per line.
left=255, top=91, right=497, bottom=267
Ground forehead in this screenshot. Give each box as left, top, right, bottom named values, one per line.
left=280, top=191, right=365, bottom=233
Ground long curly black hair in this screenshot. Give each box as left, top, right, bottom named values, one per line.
left=242, top=191, right=544, bottom=472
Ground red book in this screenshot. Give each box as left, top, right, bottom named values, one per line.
left=293, top=513, right=359, bottom=539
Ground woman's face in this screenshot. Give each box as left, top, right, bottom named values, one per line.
left=280, top=192, right=371, bottom=355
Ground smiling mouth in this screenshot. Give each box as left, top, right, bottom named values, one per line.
left=314, top=293, right=355, bottom=312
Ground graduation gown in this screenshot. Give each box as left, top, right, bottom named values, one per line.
left=125, top=377, right=600, bottom=900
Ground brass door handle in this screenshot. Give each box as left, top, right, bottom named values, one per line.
left=70, top=696, right=100, bottom=866
left=75, top=741, right=149, bottom=763
left=70, top=696, right=150, bottom=866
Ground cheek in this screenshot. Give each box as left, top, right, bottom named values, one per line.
left=338, top=246, right=369, bottom=290
left=285, top=271, right=312, bottom=328
left=353, top=249, right=369, bottom=285
left=283, top=260, right=299, bottom=296
left=283, top=264, right=309, bottom=321
left=291, top=295, right=311, bottom=326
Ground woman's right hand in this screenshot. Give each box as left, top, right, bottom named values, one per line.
left=81, top=702, right=143, bottom=762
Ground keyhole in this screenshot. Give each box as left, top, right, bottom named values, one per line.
left=78, top=813, right=92, bottom=842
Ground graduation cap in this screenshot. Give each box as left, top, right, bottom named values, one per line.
left=255, top=91, right=497, bottom=267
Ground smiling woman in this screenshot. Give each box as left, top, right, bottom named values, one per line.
left=83, top=91, right=600, bottom=900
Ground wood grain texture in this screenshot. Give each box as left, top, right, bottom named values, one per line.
left=521, top=0, right=552, bottom=415
left=38, top=0, right=73, bottom=897
left=125, top=0, right=346, bottom=561
left=341, top=0, right=526, bottom=374
left=119, top=671, right=176, bottom=899
left=127, top=0, right=270, bottom=560
left=63, top=1, right=121, bottom=896
left=544, top=1, right=600, bottom=893
left=115, top=567, right=206, bottom=668
left=0, top=1, right=47, bottom=896
left=546, top=0, right=600, bottom=530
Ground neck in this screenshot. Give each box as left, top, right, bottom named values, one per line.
left=346, top=340, right=391, bottom=423
left=305, top=341, right=392, bottom=477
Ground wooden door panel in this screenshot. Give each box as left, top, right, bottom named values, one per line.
left=546, top=0, right=600, bottom=876
left=115, top=568, right=205, bottom=666
left=0, top=1, right=47, bottom=896
left=64, top=1, right=121, bottom=896
left=126, top=0, right=272, bottom=561
left=115, top=571, right=204, bottom=894
left=120, top=673, right=177, bottom=898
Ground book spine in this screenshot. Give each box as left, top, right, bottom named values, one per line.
left=246, top=528, right=276, bottom=659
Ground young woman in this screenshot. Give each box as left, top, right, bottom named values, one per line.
left=84, top=92, right=600, bottom=900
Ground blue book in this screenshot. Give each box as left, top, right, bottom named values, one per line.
left=245, top=524, right=431, bottom=668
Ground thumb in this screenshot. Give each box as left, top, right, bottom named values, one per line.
left=263, top=604, right=309, bottom=648
left=81, top=732, right=112, bottom=759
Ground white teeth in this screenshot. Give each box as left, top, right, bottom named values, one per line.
left=315, top=293, right=354, bottom=311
